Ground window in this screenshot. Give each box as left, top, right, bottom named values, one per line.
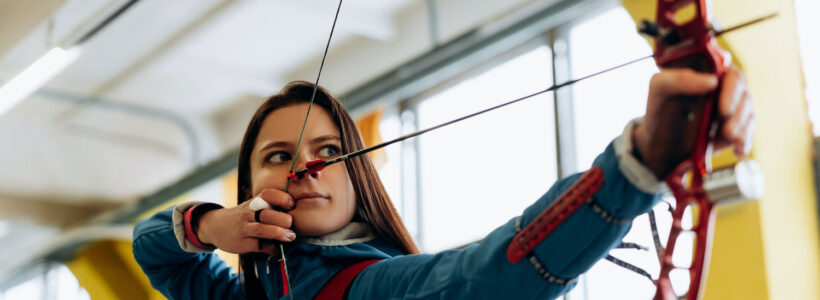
left=415, top=45, right=557, bottom=252
left=796, top=0, right=820, bottom=135
left=373, top=3, right=725, bottom=299
left=1, top=264, right=88, bottom=300
left=569, top=8, right=658, bottom=170
left=566, top=7, right=667, bottom=300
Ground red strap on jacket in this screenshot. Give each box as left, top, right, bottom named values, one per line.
left=313, top=259, right=382, bottom=300
left=506, top=167, right=604, bottom=263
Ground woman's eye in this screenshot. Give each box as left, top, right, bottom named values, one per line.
left=267, top=152, right=292, bottom=163
left=318, top=145, right=341, bottom=158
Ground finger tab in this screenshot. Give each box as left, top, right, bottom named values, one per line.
left=249, top=196, right=271, bottom=211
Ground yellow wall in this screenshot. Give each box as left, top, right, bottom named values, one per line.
left=621, top=0, right=820, bottom=299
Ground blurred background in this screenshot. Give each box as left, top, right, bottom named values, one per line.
left=0, top=0, right=817, bottom=299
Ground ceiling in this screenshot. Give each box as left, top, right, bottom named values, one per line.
left=0, top=0, right=551, bottom=280
left=0, top=0, right=420, bottom=206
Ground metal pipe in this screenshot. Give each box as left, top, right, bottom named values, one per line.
left=37, top=89, right=201, bottom=166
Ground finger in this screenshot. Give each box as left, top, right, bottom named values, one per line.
left=721, top=90, right=752, bottom=140
left=244, top=222, right=296, bottom=242
left=735, top=116, right=757, bottom=156
left=650, top=68, right=719, bottom=99
left=712, top=135, right=731, bottom=151
left=721, top=92, right=751, bottom=141
left=257, top=209, right=293, bottom=228
left=718, top=67, right=746, bottom=118
left=258, top=189, right=295, bottom=211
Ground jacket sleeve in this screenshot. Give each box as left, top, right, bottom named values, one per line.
left=349, top=121, right=662, bottom=300
left=132, top=204, right=244, bottom=300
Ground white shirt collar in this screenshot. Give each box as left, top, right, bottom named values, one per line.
left=301, top=222, right=375, bottom=246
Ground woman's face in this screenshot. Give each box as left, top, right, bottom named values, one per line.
left=249, top=103, right=356, bottom=236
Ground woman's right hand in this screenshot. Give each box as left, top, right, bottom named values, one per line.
left=196, top=188, right=296, bottom=255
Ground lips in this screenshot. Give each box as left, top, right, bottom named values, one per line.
left=294, top=192, right=329, bottom=201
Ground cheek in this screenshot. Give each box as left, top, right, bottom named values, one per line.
left=345, top=176, right=356, bottom=214
left=250, top=169, right=286, bottom=196
left=330, top=165, right=357, bottom=217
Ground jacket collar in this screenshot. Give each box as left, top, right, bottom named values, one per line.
left=300, top=222, right=375, bottom=246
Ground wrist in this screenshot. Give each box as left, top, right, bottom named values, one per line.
left=183, top=203, right=222, bottom=249
left=195, top=208, right=220, bottom=245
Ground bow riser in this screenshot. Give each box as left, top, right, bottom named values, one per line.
left=650, top=0, right=728, bottom=299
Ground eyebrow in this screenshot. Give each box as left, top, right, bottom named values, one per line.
left=308, top=135, right=341, bottom=145
left=257, top=135, right=341, bottom=153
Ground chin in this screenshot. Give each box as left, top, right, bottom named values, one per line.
left=290, top=208, right=348, bottom=237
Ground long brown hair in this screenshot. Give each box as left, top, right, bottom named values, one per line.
left=237, top=81, right=419, bottom=298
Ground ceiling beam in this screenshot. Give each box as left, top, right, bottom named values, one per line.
left=0, top=194, right=117, bottom=227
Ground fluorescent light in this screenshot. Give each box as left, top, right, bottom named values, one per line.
left=0, top=46, right=81, bottom=116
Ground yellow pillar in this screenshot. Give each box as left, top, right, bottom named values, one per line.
left=621, top=0, right=820, bottom=299
left=72, top=194, right=192, bottom=299
left=66, top=240, right=164, bottom=300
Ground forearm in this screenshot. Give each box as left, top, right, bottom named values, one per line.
left=526, top=130, right=661, bottom=279
left=132, top=205, right=243, bottom=300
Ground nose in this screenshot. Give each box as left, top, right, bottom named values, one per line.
left=290, top=155, right=321, bottom=180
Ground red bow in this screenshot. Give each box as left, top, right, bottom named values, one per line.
left=642, top=1, right=766, bottom=299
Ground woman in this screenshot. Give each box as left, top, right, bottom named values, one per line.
left=133, top=67, right=754, bottom=299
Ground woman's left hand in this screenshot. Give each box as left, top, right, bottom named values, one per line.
left=633, top=66, right=756, bottom=178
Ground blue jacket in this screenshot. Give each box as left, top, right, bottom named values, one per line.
left=133, top=137, right=661, bottom=300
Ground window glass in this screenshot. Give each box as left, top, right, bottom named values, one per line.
left=570, top=8, right=658, bottom=169
left=796, top=0, right=820, bottom=135
left=3, top=276, right=41, bottom=300
left=568, top=7, right=660, bottom=300
left=377, top=110, right=403, bottom=212
left=2, top=264, right=88, bottom=300
left=417, top=45, right=557, bottom=252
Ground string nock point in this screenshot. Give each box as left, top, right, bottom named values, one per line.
left=288, top=159, right=327, bottom=179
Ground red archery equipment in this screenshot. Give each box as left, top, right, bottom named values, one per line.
left=280, top=260, right=290, bottom=295
left=506, top=167, right=604, bottom=264
left=288, top=159, right=327, bottom=179
left=643, top=1, right=762, bottom=299
left=313, top=259, right=383, bottom=300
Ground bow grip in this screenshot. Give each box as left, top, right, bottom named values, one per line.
left=644, top=0, right=729, bottom=178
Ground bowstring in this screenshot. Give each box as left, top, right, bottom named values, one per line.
left=278, top=1, right=343, bottom=299
left=285, top=0, right=344, bottom=192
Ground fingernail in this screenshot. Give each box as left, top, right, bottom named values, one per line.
left=286, top=231, right=296, bottom=241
